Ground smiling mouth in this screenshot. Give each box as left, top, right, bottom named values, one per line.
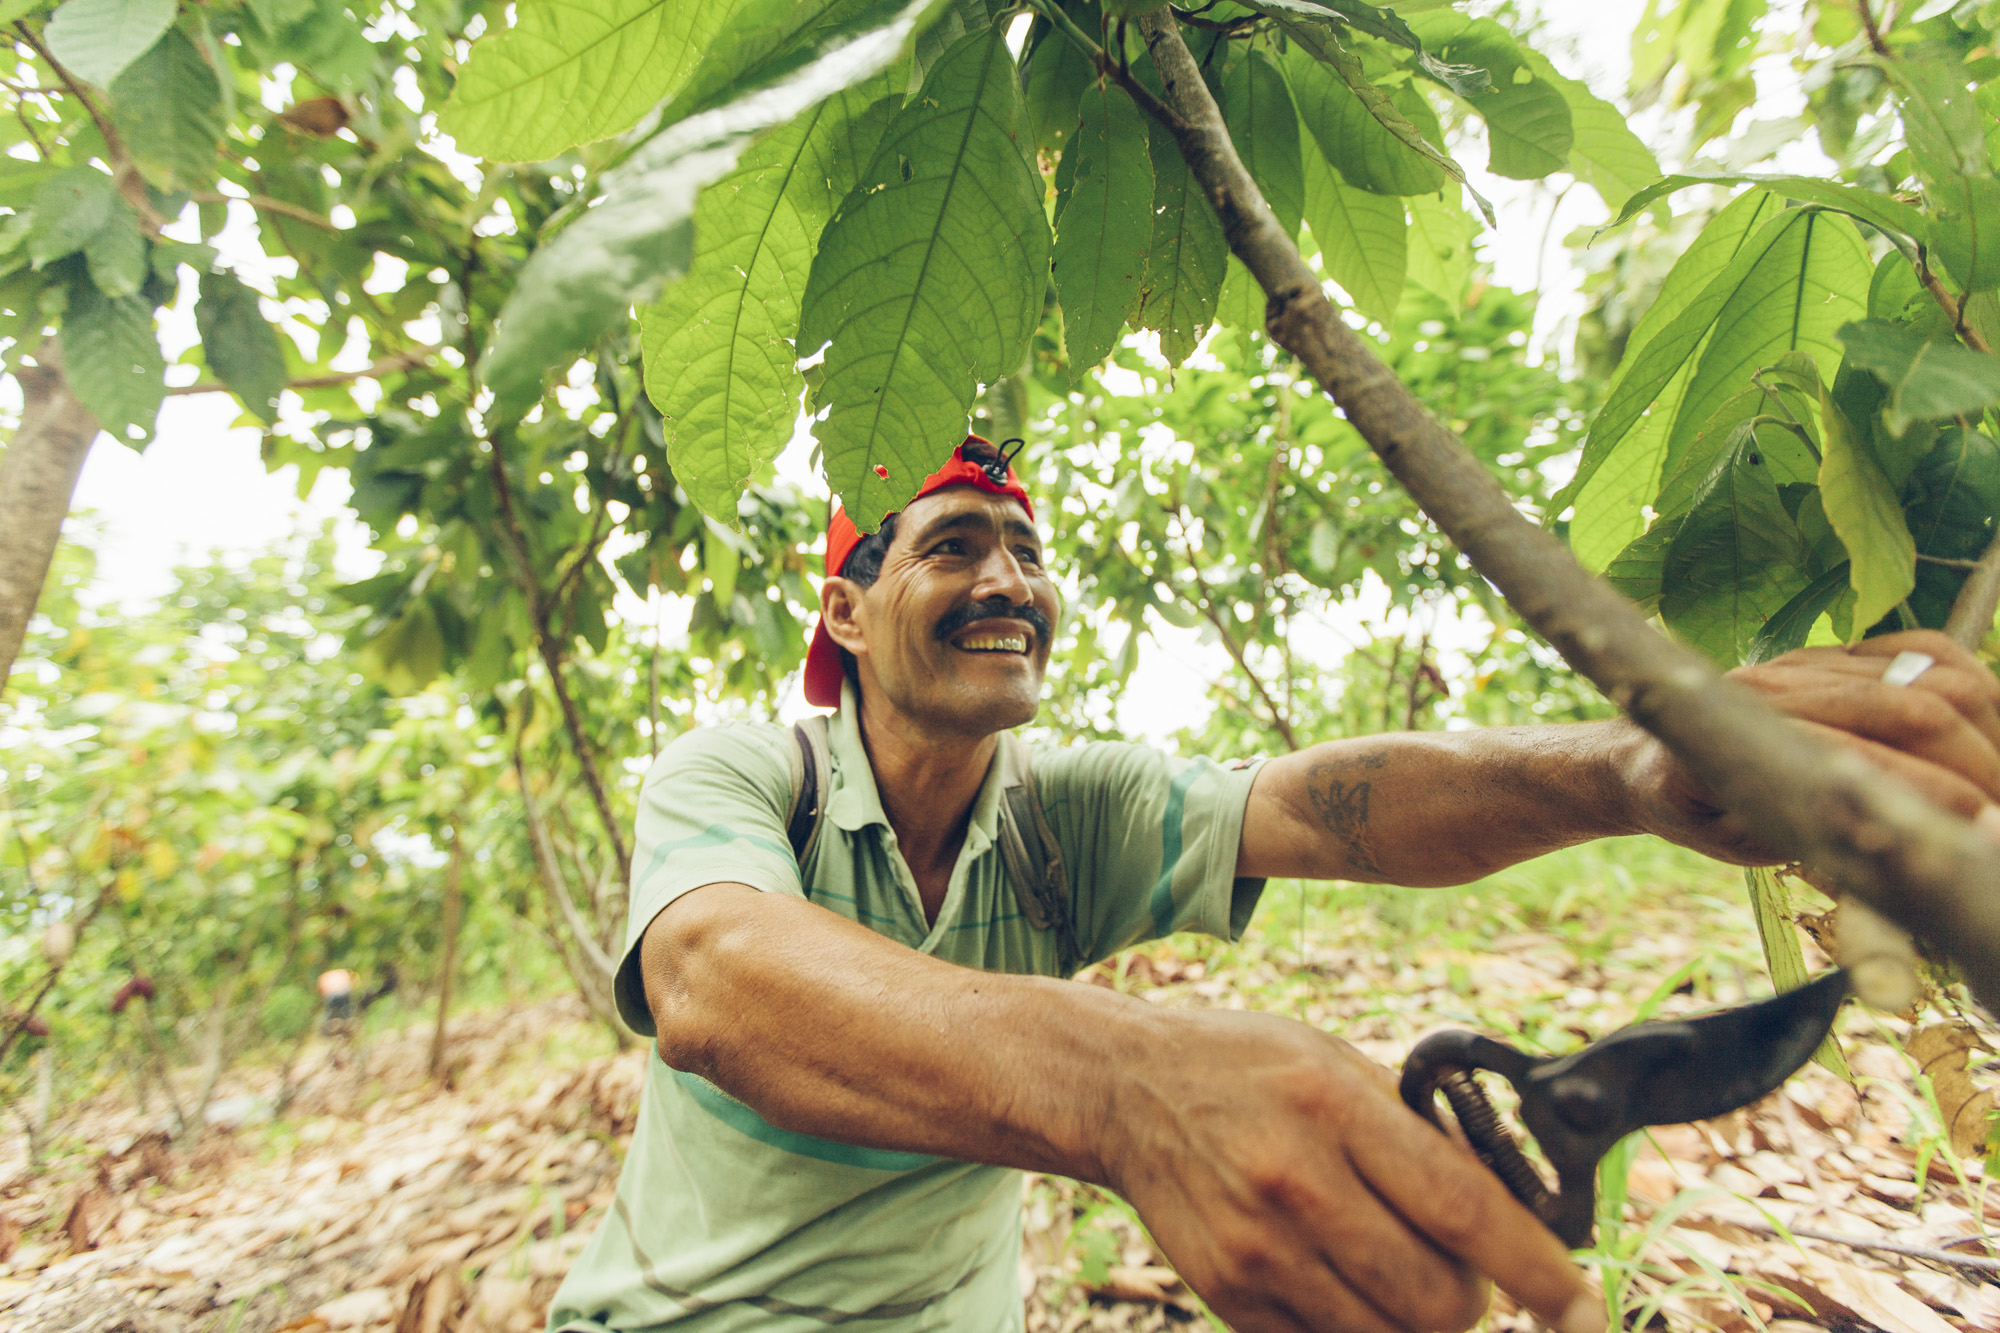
left=952, top=629, right=1031, bottom=654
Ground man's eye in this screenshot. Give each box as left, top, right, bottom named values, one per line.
left=1015, top=546, right=1042, bottom=565
left=930, top=539, right=965, bottom=556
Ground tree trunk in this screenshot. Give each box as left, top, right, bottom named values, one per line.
left=1133, top=10, right=2000, bottom=1012
left=185, top=975, right=240, bottom=1139
left=0, top=342, right=100, bottom=700
left=428, top=830, right=465, bottom=1081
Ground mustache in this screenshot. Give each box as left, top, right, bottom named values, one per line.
left=934, top=598, right=1053, bottom=646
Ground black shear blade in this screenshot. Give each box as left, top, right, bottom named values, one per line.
left=1541, top=968, right=1849, bottom=1134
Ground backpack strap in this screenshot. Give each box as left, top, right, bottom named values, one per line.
left=994, top=733, right=1079, bottom=974
left=785, top=716, right=833, bottom=870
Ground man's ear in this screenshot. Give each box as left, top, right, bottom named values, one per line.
left=820, top=576, right=868, bottom=658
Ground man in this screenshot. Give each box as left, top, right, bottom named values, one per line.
left=548, top=437, right=2000, bottom=1333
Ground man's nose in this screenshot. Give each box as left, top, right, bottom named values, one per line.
left=971, top=546, right=1032, bottom=605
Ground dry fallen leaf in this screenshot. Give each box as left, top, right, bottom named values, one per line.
left=1906, top=1023, right=1993, bottom=1157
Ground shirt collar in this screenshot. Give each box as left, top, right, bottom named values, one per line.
left=825, top=679, right=1008, bottom=852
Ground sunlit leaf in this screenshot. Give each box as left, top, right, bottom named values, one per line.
left=1218, top=49, right=1303, bottom=237
left=798, top=26, right=1051, bottom=527
left=440, top=0, right=745, bottom=161
left=1302, top=150, right=1404, bottom=327
left=640, top=81, right=899, bottom=522
left=1132, top=117, right=1226, bottom=367
left=1403, top=188, right=1474, bottom=302
left=1239, top=0, right=1490, bottom=98
left=1838, top=319, right=2000, bottom=434
left=42, top=0, right=175, bottom=86
left=1054, top=85, right=1153, bottom=384
left=1608, top=173, right=1928, bottom=245
left=1819, top=382, right=1916, bottom=633
left=1521, top=53, right=1657, bottom=212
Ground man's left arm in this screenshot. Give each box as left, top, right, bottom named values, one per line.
left=1239, top=631, right=2000, bottom=886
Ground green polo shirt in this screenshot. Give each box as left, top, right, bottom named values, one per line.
left=547, top=683, right=1266, bottom=1332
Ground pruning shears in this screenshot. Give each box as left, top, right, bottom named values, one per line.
left=1399, top=968, right=1849, bottom=1248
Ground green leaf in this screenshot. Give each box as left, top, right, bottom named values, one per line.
left=1819, top=381, right=1917, bottom=633
left=82, top=201, right=146, bottom=298
left=1838, top=319, right=2000, bottom=434
left=1905, top=425, right=2000, bottom=627
left=1403, top=188, right=1474, bottom=302
left=1603, top=514, right=1686, bottom=616
left=1660, top=424, right=1812, bottom=665
left=1745, top=563, right=1850, bottom=665
left=1023, top=1, right=1096, bottom=156
left=1132, top=117, right=1227, bottom=367
left=659, top=0, right=935, bottom=124
left=440, top=0, right=745, bottom=161
left=641, top=81, right=898, bottom=521
left=486, top=0, right=933, bottom=418
left=1742, top=865, right=1851, bottom=1080
left=798, top=26, right=1051, bottom=527
left=1218, top=49, right=1303, bottom=237
left=42, top=0, right=175, bottom=86
left=1608, top=173, right=1929, bottom=245
left=1282, top=46, right=1446, bottom=199
left=1407, top=14, right=1571, bottom=180
left=1054, top=85, right=1154, bottom=384
left=1892, top=60, right=2000, bottom=293
left=1667, top=210, right=1869, bottom=480
left=1556, top=188, right=1786, bottom=516
left=357, top=597, right=444, bottom=695
left=1301, top=149, right=1404, bottom=327
left=110, top=27, right=223, bottom=190
left=1520, top=53, right=1656, bottom=211
left=28, top=165, right=117, bottom=268
left=62, top=276, right=163, bottom=447
left=195, top=269, right=287, bottom=421
left=1570, top=359, right=1691, bottom=572
left=1238, top=0, right=1490, bottom=98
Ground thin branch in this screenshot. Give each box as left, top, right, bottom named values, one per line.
left=1133, top=7, right=2000, bottom=1011
left=1913, top=243, right=1991, bottom=354
left=0, top=876, right=113, bottom=1067
left=1740, top=1221, right=2000, bottom=1274
left=1858, top=0, right=1894, bottom=59
left=12, top=21, right=164, bottom=231
left=186, top=190, right=343, bottom=233
left=513, top=743, right=617, bottom=982
left=1166, top=511, right=1302, bottom=752
left=1944, top=526, right=2000, bottom=647
left=164, top=348, right=435, bottom=397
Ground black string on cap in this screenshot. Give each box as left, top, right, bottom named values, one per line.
left=985, top=437, right=1025, bottom=486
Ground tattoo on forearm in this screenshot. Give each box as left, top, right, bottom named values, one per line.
left=1305, top=751, right=1387, bottom=879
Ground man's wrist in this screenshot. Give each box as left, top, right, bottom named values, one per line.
left=1587, top=717, right=1656, bottom=840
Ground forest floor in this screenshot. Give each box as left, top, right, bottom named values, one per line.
left=2, top=840, right=1997, bottom=1333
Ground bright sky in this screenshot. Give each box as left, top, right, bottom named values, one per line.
left=57, top=0, right=1824, bottom=744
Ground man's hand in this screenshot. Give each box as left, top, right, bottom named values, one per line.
left=1102, top=1008, right=1602, bottom=1333
left=1626, top=630, right=2000, bottom=863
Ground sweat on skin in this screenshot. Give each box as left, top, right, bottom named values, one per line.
left=546, top=446, right=2000, bottom=1333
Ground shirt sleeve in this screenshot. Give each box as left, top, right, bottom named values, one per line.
left=614, top=723, right=804, bottom=1037
left=1032, top=741, right=1269, bottom=970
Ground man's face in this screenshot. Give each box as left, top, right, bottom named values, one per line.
left=827, top=485, right=1060, bottom=738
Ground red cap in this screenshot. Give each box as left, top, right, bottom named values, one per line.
left=803, top=435, right=1034, bottom=708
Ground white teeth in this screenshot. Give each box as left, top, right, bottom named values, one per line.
left=958, top=634, right=1027, bottom=653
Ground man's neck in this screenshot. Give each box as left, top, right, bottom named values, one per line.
left=853, top=693, right=999, bottom=922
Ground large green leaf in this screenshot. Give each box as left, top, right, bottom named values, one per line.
left=1054, top=85, right=1154, bottom=384
left=81, top=199, right=146, bottom=297
left=1570, top=359, right=1691, bottom=572
left=1602, top=514, right=1686, bottom=616
left=1281, top=47, right=1445, bottom=199
left=658, top=0, right=935, bottom=125
left=63, top=277, right=164, bottom=447
left=1403, top=188, right=1474, bottom=302
left=1837, top=319, right=2000, bottom=434
left=798, top=27, right=1051, bottom=527
left=440, top=0, right=744, bottom=161
left=196, top=269, right=288, bottom=421
left=42, top=0, right=175, bottom=86
left=1523, top=53, right=1657, bottom=211
left=28, top=165, right=117, bottom=268
left=1302, top=149, right=1404, bottom=327
left=1666, top=209, right=1870, bottom=478
left=1218, top=49, right=1303, bottom=237
left=1023, top=0, right=1097, bottom=156
left=1408, top=15, right=1572, bottom=181
left=1555, top=188, right=1785, bottom=515
left=1608, top=173, right=1928, bottom=245
left=1904, top=425, right=2000, bottom=627
left=1893, top=61, right=2000, bottom=296
left=1819, top=382, right=1916, bottom=633
left=1132, top=118, right=1227, bottom=367
left=1238, top=0, right=1490, bottom=98
left=1745, top=563, right=1851, bottom=665
left=484, top=0, right=934, bottom=418
left=641, top=83, right=897, bottom=523
left=1660, top=424, right=1812, bottom=664
left=110, top=27, right=223, bottom=190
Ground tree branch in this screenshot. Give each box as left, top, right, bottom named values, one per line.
left=0, top=340, right=100, bottom=701
left=185, top=190, right=343, bottom=233
left=13, top=21, right=165, bottom=231
left=164, top=348, right=435, bottom=398
left=1135, top=8, right=2000, bottom=1009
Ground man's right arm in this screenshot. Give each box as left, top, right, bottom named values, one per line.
left=642, top=883, right=1605, bottom=1333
